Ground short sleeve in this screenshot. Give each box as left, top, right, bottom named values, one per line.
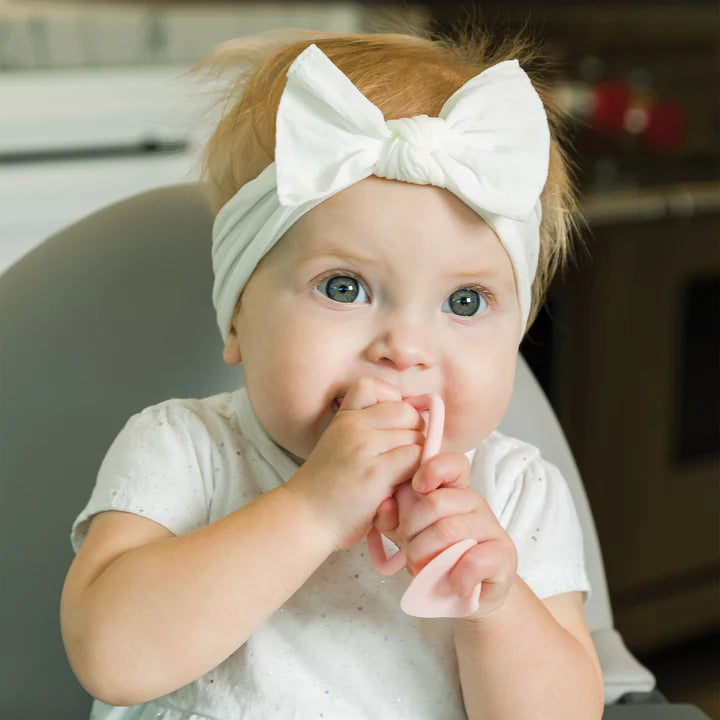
left=471, top=434, right=592, bottom=603
left=70, top=402, right=215, bottom=553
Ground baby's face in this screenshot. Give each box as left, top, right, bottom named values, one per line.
left=224, top=176, right=522, bottom=462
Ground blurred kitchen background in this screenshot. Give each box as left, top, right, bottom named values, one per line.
left=1, top=0, right=718, bottom=717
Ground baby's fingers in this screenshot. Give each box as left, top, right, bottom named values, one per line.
left=374, top=496, right=399, bottom=535
left=412, top=452, right=471, bottom=494
left=339, top=376, right=402, bottom=411
left=405, top=511, right=488, bottom=574
left=447, top=539, right=518, bottom=600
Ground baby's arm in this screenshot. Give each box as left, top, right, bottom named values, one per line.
left=61, top=376, right=423, bottom=707
left=61, top=486, right=333, bottom=706
left=387, top=451, right=603, bottom=718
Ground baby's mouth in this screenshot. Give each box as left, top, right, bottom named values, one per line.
left=333, top=393, right=430, bottom=410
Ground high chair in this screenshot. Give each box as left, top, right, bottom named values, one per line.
left=1, top=183, right=671, bottom=718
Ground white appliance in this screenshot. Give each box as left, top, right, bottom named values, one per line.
left=0, top=65, right=221, bottom=273
left=0, top=2, right=373, bottom=274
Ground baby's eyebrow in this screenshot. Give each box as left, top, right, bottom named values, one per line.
left=441, top=267, right=504, bottom=282
left=295, top=249, right=510, bottom=288
left=442, top=268, right=516, bottom=295
left=295, top=249, right=381, bottom=269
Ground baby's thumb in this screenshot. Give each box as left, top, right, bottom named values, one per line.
left=373, top=496, right=399, bottom=535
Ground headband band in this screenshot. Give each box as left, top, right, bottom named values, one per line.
left=212, top=43, right=550, bottom=344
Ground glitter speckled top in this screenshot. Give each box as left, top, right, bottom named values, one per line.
left=71, top=386, right=590, bottom=719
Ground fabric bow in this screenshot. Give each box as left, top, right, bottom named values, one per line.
left=275, top=43, right=550, bottom=222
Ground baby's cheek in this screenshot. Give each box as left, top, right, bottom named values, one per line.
left=442, top=405, right=491, bottom=452
left=270, top=387, right=336, bottom=461
left=443, top=374, right=513, bottom=451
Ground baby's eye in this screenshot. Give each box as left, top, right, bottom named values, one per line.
left=316, top=274, right=370, bottom=304
left=442, top=288, right=489, bottom=317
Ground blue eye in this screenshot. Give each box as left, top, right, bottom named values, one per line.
left=316, top=275, right=490, bottom=316
left=442, top=288, right=488, bottom=317
left=317, top=275, right=369, bottom=304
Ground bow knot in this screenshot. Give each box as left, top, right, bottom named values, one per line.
left=374, top=115, right=448, bottom=186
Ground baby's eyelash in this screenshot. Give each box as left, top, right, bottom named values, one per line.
left=316, top=269, right=371, bottom=295
left=315, top=270, right=497, bottom=307
left=462, top=284, right=496, bottom=307
left=317, top=269, right=365, bottom=283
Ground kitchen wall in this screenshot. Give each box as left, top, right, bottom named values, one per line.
left=0, top=1, right=428, bottom=271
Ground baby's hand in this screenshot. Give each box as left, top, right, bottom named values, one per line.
left=374, top=452, right=518, bottom=620
left=284, top=377, right=425, bottom=553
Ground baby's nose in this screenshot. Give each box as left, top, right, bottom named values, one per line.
left=365, top=321, right=437, bottom=371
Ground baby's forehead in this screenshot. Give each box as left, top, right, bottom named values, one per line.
left=273, top=230, right=515, bottom=297
left=284, top=212, right=510, bottom=272
left=251, top=178, right=517, bottom=297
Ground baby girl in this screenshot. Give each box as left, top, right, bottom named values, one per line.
left=61, top=25, right=604, bottom=720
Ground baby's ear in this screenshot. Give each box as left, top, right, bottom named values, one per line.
left=222, top=329, right=242, bottom=366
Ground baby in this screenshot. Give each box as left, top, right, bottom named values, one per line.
left=61, top=26, right=604, bottom=720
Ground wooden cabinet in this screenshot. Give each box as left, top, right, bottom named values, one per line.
left=543, top=183, right=719, bottom=654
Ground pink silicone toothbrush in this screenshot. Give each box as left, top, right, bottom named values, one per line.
left=365, top=393, right=482, bottom=618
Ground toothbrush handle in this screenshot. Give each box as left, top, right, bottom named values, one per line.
left=366, top=393, right=444, bottom=574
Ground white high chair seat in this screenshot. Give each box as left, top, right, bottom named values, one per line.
left=0, top=183, right=657, bottom=717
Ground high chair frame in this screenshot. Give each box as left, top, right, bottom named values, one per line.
left=1, top=183, right=662, bottom=718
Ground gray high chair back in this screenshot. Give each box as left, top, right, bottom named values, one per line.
left=1, top=184, right=657, bottom=718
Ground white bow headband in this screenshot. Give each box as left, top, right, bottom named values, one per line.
left=212, top=43, right=550, bottom=344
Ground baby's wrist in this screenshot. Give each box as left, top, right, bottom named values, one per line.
left=280, top=476, right=338, bottom=554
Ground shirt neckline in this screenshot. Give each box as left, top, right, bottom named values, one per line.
left=232, top=386, right=301, bottom=483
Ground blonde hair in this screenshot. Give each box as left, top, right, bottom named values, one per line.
left=187, top=23, right=585, bottom=334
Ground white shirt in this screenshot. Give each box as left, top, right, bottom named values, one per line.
left=72, top=386, right=591, bottom=719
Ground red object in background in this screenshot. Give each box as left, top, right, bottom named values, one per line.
left=642, top=100, right=685, bottom=154
left=588, top=81, right=686, bottom=153
left=591, top=82, right=632, bottom=134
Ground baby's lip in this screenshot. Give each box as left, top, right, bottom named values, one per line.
left=333, top=392, right=430, bottom=410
